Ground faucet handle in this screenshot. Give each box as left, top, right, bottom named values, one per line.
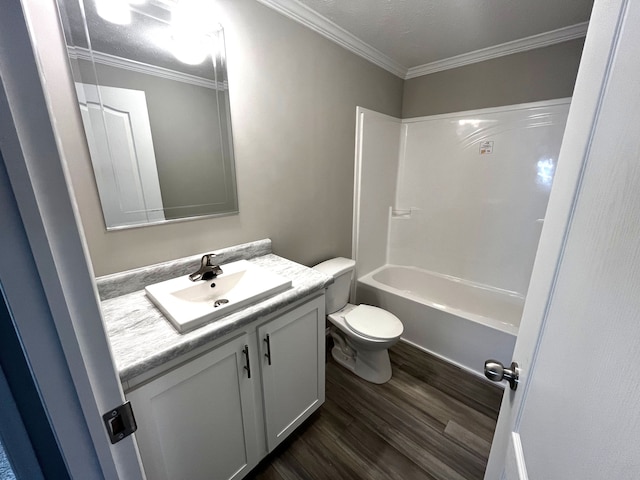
left=189, top=254, right=220, bottom=282
left=202, top=253, right=215, bottom=266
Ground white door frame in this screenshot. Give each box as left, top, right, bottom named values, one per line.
left=485, top=0, right=627, bottom=477
left=0, top=0, right=144, bottom=478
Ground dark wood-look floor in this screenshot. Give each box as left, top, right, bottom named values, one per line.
left=247, top=341, right=503, bottom=480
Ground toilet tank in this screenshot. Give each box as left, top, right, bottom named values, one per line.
left=313, top=257, right=356, bottom=314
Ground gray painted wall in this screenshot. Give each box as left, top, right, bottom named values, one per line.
left=402, top=38, right=584, bottom=118
left=52, top=0, right=403, bottom=275
left=43, top=0, right=584, bottom=277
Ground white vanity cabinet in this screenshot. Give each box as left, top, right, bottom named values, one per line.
left=126, top=333, right=260, bottom=480
left=258, top=296, right=326, bottom=451
left=126, top=293, right=325, bottom=480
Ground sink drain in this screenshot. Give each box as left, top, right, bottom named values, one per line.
left=214, top=299, right=229, bottom=308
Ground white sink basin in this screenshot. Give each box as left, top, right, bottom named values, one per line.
left=145, top=260, right=292, bottom=333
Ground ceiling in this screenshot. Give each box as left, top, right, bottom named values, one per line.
left=259, top=0, right=594, bottom=78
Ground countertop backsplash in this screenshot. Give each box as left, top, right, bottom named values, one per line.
left=96, top=238, right=272, bottom=300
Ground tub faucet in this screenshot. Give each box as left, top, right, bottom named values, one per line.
left=189, top=254, right=223, bottom=281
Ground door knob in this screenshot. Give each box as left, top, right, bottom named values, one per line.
left=484, top=360, right=519, bottom=390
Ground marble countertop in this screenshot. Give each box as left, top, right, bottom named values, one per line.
left=98, top=240, right=332, bottom=383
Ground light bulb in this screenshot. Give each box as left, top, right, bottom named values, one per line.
left=169, top=0, right=217, bottom=65
left=95, top=0, right=131, bottom=25
left=172, top=0, right=217, bottom=34
left=171, top=32, right=209, bottom=65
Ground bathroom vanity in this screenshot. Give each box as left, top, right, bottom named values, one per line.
left=97, top=240, right=332, bottom=480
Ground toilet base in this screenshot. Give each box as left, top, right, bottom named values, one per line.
left=331, top=344, right=393, bottom=384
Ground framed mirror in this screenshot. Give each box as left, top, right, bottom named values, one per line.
left=56, top=0, right=238, bottom=230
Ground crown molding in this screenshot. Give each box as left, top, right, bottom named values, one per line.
left=257, top=1, right=589, bottom=80
left=405, top=22, right=589, bottom=79
left=67, top=46, right=224, bottom=90
left=255, top=0, right=407, bottom=78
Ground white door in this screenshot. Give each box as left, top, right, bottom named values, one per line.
left=485, top=0, right=640, bottom=478
left=76, top=83, right=165, bottom=227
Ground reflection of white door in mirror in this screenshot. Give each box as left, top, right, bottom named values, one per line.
left=75, top=83, right=165, bottom=228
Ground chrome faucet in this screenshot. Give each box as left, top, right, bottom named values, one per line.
left=189, top=254, right=223, bottom=281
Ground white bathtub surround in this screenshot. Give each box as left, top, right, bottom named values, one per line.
left=391, top=100, right=571, bottom=296
left=353, top=100, right=568, bottom=374
left=358, top=265, right=519, bottom=376
left=352, top=109, right=401, bottom=280
left=354, top=100, right=571, bottom=295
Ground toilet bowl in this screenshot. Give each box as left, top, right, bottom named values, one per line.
left=313, top=258, right=404, bottom=384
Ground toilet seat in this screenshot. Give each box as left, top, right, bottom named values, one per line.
left=343, top=305, right=403, bottom=340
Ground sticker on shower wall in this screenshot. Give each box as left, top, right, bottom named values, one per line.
left=479, top=141, right=494, bottom=155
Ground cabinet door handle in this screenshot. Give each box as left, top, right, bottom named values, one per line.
left=264, top=334, right=272, bottom=366
left=243, top=345, right=251, bottom=378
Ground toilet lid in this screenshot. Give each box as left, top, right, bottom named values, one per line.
left=344, top=305, right=403, bottom=340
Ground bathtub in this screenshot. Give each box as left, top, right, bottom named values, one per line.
left=356, top=265, right=522, bottom=378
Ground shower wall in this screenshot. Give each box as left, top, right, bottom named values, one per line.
left=352, top=108, right=401, bottom=278
left=354, top=99, right=571, bottom=297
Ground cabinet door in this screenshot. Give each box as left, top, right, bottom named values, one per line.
left=126, top=335, right=258, bottom=480
left=259, top=295, right=325, bottom=451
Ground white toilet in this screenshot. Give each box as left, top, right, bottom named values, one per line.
left=313, top=257, right=403, bottom=384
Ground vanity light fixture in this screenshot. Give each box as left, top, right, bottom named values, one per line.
left=95, top=0, right=132, bottom=25
left=169, top=0, right=219, bottom=65
left=170, top=30, right=210, bottom=65
left=95, top=0, right=147, bottom=25
left=96, top=0, right=219, bottom=66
